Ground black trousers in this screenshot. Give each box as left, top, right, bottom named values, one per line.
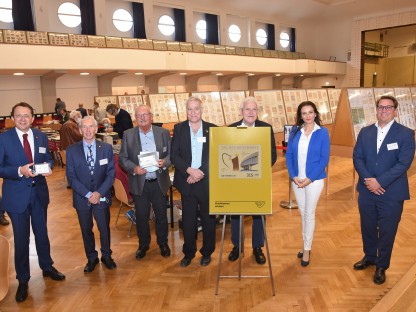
left=132, top=181, right=168, bottom=247
left=181, top=180, right=216, bottom=258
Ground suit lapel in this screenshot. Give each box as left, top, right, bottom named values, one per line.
left=377, top=121, right=397, bottom=157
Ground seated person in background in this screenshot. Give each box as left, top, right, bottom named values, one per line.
left=105, top=104, right=133, bottom=139
left=58, top=108, right=70, bottom=125
left=98, top=118, right=112, bottom=133
left=60, top=111, right=83, bottom=150
left=76, top=103, right=88, bottom=118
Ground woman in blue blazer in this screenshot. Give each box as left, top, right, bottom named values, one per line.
left=286, top=101, right=330, bottom=267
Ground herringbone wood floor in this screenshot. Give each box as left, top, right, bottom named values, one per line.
left=1, top=154, right=416, bottom=311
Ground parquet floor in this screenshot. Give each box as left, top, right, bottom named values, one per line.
left=1, top=154, right=416, bottom=311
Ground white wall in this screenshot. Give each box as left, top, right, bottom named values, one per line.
left=56, top=75, right=98, bottom=111
left=0, top=76, right=43, bottom=115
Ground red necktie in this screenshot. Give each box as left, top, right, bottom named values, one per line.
left=22, top=133, right=33, bottom=163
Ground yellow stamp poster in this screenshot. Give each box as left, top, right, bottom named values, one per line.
left=209, top=127, right=272, bottom=215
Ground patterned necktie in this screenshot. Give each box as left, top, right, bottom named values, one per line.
left=22, top=133, right=33, bottom=163
left=87, top=145, right=94, bottom=175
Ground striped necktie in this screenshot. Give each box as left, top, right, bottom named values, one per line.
left=87, top=145, right=94, bottom=175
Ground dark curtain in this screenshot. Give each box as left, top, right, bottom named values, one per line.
left=205, top=13, right=219, bottom=44
left=80, top=0, right=96, bottom=35
left=290, top=27, right=296, bottom=52
left=174, top=8, right=185, bottom=42
left=12, top=0, right=34, bottom=31
left=266, top=24, right=275, bottom=50
left=132, top=2, right=146, bottom=39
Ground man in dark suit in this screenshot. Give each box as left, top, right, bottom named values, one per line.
left=66, top=116, right=116, bottom=273
left=119, top=105, right=171, bottom=260
left=76, top=103, right=88, bottom=118
left=228, top=97, right=277, bottom=265
left=105, top=103, right=133, bottom=139
left=171, top=96, right=217, bottom=267
left=353, top=95, right=415, bottom=285
left=0, top=102, right=65, bottom=303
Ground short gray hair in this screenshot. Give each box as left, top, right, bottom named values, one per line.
left=240, top=97, right=258, bottom=111
left=70, top=110, right=81, bottom=119
left=80, top=116, right=98, bottom=127
left=186, top=96, right=203, bottom=109
left=135, top=104, right=153, bottom=115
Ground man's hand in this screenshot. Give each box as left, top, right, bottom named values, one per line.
left=134, top=165, right=147, bottom=175
left=365, top=178, right=385, bottom=195
left=20, top=163, right=36, bottom=178
left=186, top=167, right=204, bottom=182
left=88, top=192, right=101, bottom=204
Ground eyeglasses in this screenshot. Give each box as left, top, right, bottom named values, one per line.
left=14, top=114, right=32, bottom=119
left=376, top=105, right=395, bottom=111
left=136, top=113, right=151, bottom=119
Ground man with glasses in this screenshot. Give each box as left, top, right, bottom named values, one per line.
left=353, top=95, right=415, bottom=285
left=105, top=103, right=133, bottom=139
left=119, top=105, right=171, bottom=260
left=66, top=116, right=116, bottom=273
left=0, top=102, right=65, bottom=302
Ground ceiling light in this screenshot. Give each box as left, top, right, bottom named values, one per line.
left=216, top=73, right=223, bottom=76
left=275, top=73, right=281, bottom=77
left=246, top=73, right=254, bottom=76
left=135, top=72, right=143, bottom=75
left=300, top=74, right=304, bottom=77
left=80, top=72, right=90, bottom=76
left=13, top=72, right=24, bottom=76
left=179, top=72, right=187, bottom=76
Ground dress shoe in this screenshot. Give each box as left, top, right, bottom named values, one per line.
left=253, top=247, right=266, bottom=265
left=0, top=215, right=9, bottom=226
left=353, top=257, right=376, bottom=270
left=200, top=256, right=211, bottom=266
left=15, top=282, right=28, bottom=302
left=42, top=266, right=65, bottom=281
left=297, top=251, right=303, bottom=258
left=84, top=258, right=99, bottom=273
left=301, top=250, right=311, bottom=267
left=180, top=256, right=192, bottom=267
left=135, top=246, right=149, bottom=259
left=101, top=256, right=117, bottom=269
left=374, top=267, right=386, bottom=285
left=159, top=243, right=171, bottom=258
left=228, top=247, right=239, bottom=261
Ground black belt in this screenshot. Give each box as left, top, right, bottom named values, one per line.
left=145, top=178, right=157, bottom=183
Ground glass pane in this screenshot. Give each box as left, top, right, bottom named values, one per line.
left=256, top=29, right=267, bottom=46
left=58, top=15, right=81, bottom=28
left=196, top=20, right=206, bottom=40
left=0, top=8, right=12, bottom=23
left=113, top=20, right=133, bottom=32
left=228, top=24, right=241, bottom=43
left=113, top=9, right=132, bottom=22
left=0, top=0, right=12, bottom=9
left=58, top=2, right=81, bottom=28
left=158, top=15, right=175, bottom=36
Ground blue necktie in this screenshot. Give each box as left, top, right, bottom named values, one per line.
left=87, top=145, right=94, bottom=175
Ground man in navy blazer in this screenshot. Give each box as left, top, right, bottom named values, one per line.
left=227, top=97, right=277, bottom=265
left=66, top=116, right=116, bottom=273
left=171, top=97, right=217, bottom=267
left=0, top=102, right=65, bottom=303
left=353, top=95, right=415, bottom=285
left=105, top=104, right=133, bottom=139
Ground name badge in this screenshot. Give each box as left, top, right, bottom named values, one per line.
left=197, top=137, right=206, bottom=143
left=99, top=158, right=108, bottom=165
left=163, top=146, right=167, bottom=152
left=387, top=143, right=398, bottom=150
left=39, top=147, right=46, bottom=154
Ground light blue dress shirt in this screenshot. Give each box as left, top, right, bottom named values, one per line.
left=190, top=123, right=203, bottom=169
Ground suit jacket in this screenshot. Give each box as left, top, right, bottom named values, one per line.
left=228, top=119, right=277, bottom=166
left=59, top=118, right=83, bottom=150
left=171, top=120, right=216, bottom=195
left=0, top=128, right=54, bottom=213
left=66, top=140, right=115, bottom=210
left=286, top=125, right=330, bottom=182
left=114, top=109, right=133, bottom=139
left=118, top=126, right=171, bottom=196
left=353, top=121, right=415, bottom=201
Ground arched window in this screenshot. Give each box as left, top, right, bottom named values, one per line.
left=280, top=31, right=290, bottom=48
left=228, top=24, right=241, bottom=43
left=256, top=29, right=267, bottom=46
left=0, top=0, right=12, bottom=23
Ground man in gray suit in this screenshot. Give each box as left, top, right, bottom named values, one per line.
left=119, top=104, right=172, bottom=259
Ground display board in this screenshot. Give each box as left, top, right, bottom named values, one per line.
left=394, top=87, right=416, bottom=130
left=209, top=127, right=272, bottom=215
left=95, top=96, right=117, bottom=108
left=282, top=90, right=308, bottom=125
left=148, top=94, right=179, bottom=123
left=347, top=88, right=376, bottom=139
left=410, top=87, right=416, bottom=104
left=253, top=90, right=287, bottom=132
left=174, top=93, right=190, bottom=121
left=192, top=92, right=225, bottom=126
left=373, top=87, right=394, bottom=99
left=306, top=89, right=333, bottom=125
left=118, top=95, right=144, bottom=119
left=220, top=91, right=246, bottom=125
left=327, top=89, right=341, bottom=121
